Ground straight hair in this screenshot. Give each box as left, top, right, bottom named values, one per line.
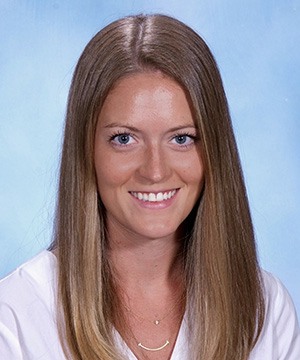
left=50, top=14, right=265, bottom=360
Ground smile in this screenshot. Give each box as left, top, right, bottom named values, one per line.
left=130, top=190, right=177, bottom=202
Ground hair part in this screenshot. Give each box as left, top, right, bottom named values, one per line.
left=50, top=13, right=265, bottom=360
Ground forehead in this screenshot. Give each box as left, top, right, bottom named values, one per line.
left=106, top=71, right=183, bottom=100
left=98, top=71, right=195, bottom=127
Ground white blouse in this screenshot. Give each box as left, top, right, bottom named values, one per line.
left=0, top=251, right=299, bottom=359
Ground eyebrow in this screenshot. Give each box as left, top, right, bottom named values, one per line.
left=103, top=123, right=197, bottom=132
left=103, top=123, right=140, bottom=132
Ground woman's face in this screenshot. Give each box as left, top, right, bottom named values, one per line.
left=94, top=72, right=204, bottom=241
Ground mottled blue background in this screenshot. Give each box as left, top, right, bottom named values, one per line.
left=0, top=0, right=299, bottom=315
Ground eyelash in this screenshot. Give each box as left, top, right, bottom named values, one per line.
left=171, top=132, right=198, bottom=147
left=108, top=131, right=136, bottom=146
left=108, top=131, right=199, bottom=147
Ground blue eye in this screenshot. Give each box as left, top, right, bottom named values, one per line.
left=116, top=134, right=130, bottom=144
left=110, top=133, right=135, bottom=145
left=175, top=135, right=188, bottom=144
left=172, top=134, right=195, bottom=146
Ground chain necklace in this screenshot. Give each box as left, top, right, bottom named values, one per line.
left=124, top=302, right=179, bottom=326
left=124, top=298, right=185, bottom=352
left=121, top=278, right=185, bottom=353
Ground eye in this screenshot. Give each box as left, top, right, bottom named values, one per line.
left=110, top=132, right=136, bottom=146
left=171, top=134, right=196, bottom=146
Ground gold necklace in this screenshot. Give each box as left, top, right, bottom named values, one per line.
left=124, top=301, right=180, bottom=326
left=138, top=340, right=170, bottom=351
left=123, top=303, right=178, bottom=353
left=128, top=302, right=184, bottom=353
left=122, top=286, right=185, bottom=353
left=125, top=305, right=175, bottom=325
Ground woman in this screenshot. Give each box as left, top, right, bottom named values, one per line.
left=0, top=14, right=299, bottom=360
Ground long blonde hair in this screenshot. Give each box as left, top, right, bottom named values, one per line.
left=50, top=14, right=265, bottom=359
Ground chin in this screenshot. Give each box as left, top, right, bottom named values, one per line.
left=133, top=224, right=180, bottom=241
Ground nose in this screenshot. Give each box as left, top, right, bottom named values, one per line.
left=136, top=144, right=172, bottom=184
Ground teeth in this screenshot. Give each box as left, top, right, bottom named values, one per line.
left=148, top=193, right=156, bottom=201
left=156, top=192, right=163, bottom=201
left=131, top=190, right=177, bottom=202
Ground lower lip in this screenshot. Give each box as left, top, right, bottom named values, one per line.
left=129, top=190, right=179, bottom=209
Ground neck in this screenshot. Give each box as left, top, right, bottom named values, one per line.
left=107, top=225, right=186, bottom=359
left=107, top=227, right=184, bottom=292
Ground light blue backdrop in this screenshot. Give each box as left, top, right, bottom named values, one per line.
left=1, top=1, right=299, bottom=315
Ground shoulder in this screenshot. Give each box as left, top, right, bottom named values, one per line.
left=0, top=250, right=57, bottom=306
left=250, top=270, right=300, bottom=360
left=0, top=251, right=64, bottom=359
left=261, top=270, right=299, bottom=328
left=0, top=250, right=57, bottom=320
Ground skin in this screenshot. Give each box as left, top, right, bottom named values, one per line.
left=95, top=71, right=204, bottom=246
left=94, top=71, right=204, bottom=358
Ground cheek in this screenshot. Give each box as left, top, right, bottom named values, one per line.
left=178, top=154, right=205, bottom=185
left=94, top=151, right=138, bottom=188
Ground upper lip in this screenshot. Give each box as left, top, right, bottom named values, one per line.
left=129, top=188, right=178, bottom=194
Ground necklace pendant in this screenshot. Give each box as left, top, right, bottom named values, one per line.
left=138, top=340, right=170, bottom=352
left=154, top=319, right=160, bottom=325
